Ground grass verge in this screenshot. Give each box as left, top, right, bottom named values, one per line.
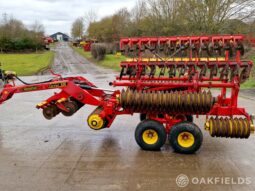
left=0, top=51, right=54, bottom=76
left=73, top=47, right=125, bottom=71
left=241, top=79, right=255, bottom=89
left=241, top=54, right=255, bottom=89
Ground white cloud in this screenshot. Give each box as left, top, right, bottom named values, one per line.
left=0, top=0, right=136, bottom=35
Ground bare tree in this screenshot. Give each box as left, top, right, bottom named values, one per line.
left=226, top=0, right=255, bottom=21
left=131, top=0, right=147, bottom=23
left=178, top=0, right=255, bottom=34
left=0, top=14, right=46, bottom=52
left=0, top=14, right=25, bottom=38
left=145, top=0, right=181, bottom=35
left=87, top=0, right=255, bottom=40
left=30, top=21, right=45, bottom=34
left=84, top=10, right=97, bottom=35
left=71, top=17, right=84, bottom=39
left=112, top=8, right=131, bottom=38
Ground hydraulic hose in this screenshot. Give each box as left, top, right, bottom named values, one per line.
left=15, top=75, right=53, bottom=85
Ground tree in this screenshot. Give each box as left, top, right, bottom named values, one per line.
left=86, top=0, right=255, bottom=41
left=88, top=16, right=114, bottom=42
left=178, top=0, right=255, bottom=34
left=0, top=15, right=25, bottom=38
left=87, top=9, right=132, bottom=42
left=71, top=17, right=84, bottom=39
left=84, top=9, right=97, bottom=35
left=112, top=8, right=131, bottom=39
left=143, top=0, right=182, bottom=35
left=0, top=14, right=45, bottom=52
left=30, top=21, right=45, bottom=51
left=128, top=1, right=148, bottom=36
left=30, top=21, right=45, bottom=34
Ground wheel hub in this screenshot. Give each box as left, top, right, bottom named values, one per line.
left=88, top=114, right=105, bottom=130
left=177, top=132, right=195, bottom=148
left=142, top=129, right=158, bottom=145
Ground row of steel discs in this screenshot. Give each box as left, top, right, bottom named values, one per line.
left=120, top=89, right=214, bottom=114
left=121, top=42, right=244, bottom=58
left=120, top=64, right=251, bottom=83
left=207, top=117, right=254, bottom=138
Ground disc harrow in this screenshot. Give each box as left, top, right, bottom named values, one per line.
left=120, top=35, right=245, bottom=58
left=42, top=104, right=60, bottom=120
left=0, top=34, right=254, bottom=154
left=118, top=61, right=252, bottom=84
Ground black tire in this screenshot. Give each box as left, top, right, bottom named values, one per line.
left=186, top=115, right=193, bottom=123
left=43, top=106, right=55, bottom=120
left=61, top=101, right=79, bottom=117
left=135, top=120, right=167, bottom=151
left=140, top=113, right=147, bottom=121
left=169, top=122, right=203, bottom=154
left=51, top=104, right=60, bottom=117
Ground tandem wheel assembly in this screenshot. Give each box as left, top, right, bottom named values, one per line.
left=135, top=120, right=203, bottom=154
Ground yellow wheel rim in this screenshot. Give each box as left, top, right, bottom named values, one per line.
left=177, top=132, right=195, bottom=148
left=88, top=114, right=104, bottom=130
left=142, top=129, right=159, bottom=145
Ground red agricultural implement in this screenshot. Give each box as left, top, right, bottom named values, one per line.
left=0, top=34, right=254, bottom=154
left=82, top=39, right=98, bottom=51
left=43, top=37, right=54, bottom=50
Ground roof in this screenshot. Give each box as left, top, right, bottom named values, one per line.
left=50, top=32, right=70, bottom=38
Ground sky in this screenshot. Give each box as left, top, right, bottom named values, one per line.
left=0, top=0, right=136, bottom=36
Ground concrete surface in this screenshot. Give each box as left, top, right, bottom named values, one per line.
left=0, top=42, right=255, bottom=191
left=240, top=89, right=255, bottom=101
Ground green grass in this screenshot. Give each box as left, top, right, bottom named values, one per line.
left=241, top=54, right=255, bottom=89
left=73, top=47, right=126, bottom=71
left=0, top=51, right=54, bottom=76
left=241, top=79, right=255, bottom=89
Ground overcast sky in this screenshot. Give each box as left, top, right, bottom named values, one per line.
left=0, top=0, right=136, bottom=35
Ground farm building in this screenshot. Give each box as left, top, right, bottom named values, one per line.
left=50, top=32, right=70, bottom=42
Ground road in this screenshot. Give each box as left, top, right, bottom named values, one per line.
left=0, top=42, right=255, bottom=191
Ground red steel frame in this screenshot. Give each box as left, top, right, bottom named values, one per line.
left=0, top=34, right=253, bottom=133
left=115, top=34, right=253, bottom=126
left=120, top=34, right=244, bottom=50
